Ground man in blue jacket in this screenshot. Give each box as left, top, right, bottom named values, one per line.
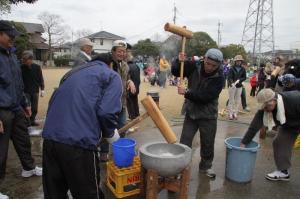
left=0, top=20, right=43, bottom=199
left=42, top=60, right=122, bottom=199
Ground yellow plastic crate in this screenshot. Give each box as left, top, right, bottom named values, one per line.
left=106, top=156, right=141, bottom=198
left=294, top=135, right=300, bottom=148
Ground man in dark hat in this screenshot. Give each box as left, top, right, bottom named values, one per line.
left=0, top=20, right=42, bottom=199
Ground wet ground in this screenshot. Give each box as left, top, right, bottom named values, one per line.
left=1, top=118, right=300, bottom=199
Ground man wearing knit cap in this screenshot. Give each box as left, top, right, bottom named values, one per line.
left=172, top=48, right=224, bottom=178
left=241, top=88, right=300, bottom=181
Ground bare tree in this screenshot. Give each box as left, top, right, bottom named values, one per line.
left=74, top=29, right=92, bottom=40
left=38, top=12, right=69, bottom=64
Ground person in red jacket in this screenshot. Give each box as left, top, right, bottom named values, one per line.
left=250, top=70, right=257, bottom=96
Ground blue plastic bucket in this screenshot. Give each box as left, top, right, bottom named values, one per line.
left=112, top=138, right=136, bottom=167
left=224, top=137, right=260, bottom=183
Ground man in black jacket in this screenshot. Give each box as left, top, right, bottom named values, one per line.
left=21, top=51, right=45, bottom=126
left=126, top=43, right=140, bottom=120
left=172, top=48, right=224, bottom=178
left=241, top=89, right=300, bottom=181
left=227, top=55, right=247, bottom=120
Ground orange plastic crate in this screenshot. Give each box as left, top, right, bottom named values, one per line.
left=106, top=156, right=141, bottom=198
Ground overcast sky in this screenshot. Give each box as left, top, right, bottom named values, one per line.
left=2, top=0, right=300, bottom=50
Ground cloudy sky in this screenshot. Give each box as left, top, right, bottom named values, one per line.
left=2, top=0, right=300, bottom=50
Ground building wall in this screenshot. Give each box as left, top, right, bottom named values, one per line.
left=91, top=38, right=114, bottom=53
left=54, top=49, right=72, bottom=58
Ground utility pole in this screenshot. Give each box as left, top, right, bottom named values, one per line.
left=71, top=30, right=74, bottom=59
left=173, top=2, right=177, bottom=24
left=217, top=21, right=222, bottom=47
left=241, top=0, right=275, bottom=65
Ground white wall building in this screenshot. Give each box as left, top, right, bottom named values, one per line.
left=87, top=31, right=125, bottom=53
left=54, top=31, right=125, bottom=58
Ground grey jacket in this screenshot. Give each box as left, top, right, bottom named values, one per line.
left=73, top=51, right=91, bottom=68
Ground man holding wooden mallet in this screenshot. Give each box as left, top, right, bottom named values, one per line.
left=172, top=48, right=224, bottom=178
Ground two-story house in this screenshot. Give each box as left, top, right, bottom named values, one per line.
left=87, top=31, right=125, bottom=53
left=20, top=22, right=49, bottom=62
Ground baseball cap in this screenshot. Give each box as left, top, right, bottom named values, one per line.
left=205, top=48, right=223, bottom=62
left=79, top=38, right=93, bottom=47
left=112, top=40, right=127, bottom=48
left=279, top=74, right=296, bottom=87
left=0, top=20, right=21, bottom=38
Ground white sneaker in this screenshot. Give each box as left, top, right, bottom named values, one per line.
left=21, top=166, right=43, bottom=178
left=265, top=170, right=290, bottom=181
left=0, top=192, right=8, bottom=199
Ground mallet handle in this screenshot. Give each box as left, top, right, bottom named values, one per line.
left=180, top=37, right=187, bottom=86
left=118, top=112, right=149, bottom=134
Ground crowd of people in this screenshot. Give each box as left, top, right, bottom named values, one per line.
left=1, top=19, right=300, bottom=198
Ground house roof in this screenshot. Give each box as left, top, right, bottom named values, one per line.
left=87, top=31, right=125, bottom=40
left=53, top=42, right=73, bottom=49
left=33, top=43, right=49, bottom=50
left=19, top=22, right=44, bottom=34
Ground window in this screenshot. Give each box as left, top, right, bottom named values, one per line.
left=100, top=39, right=104, bottom=45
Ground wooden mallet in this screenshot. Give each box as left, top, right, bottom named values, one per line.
left=164, top=23, right=193, bottom=85
left=118, top=96, right=177, bottom=144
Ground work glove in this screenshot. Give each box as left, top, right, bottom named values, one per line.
left=40, top=90, right=45, bottom=97
left=106, top=129, right=120, bottom=144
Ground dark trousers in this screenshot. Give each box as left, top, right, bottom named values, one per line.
left=25, top=93, right=39, bottom=123
left=273, top=128, right=299, bottom=171
left=250, top=86, right=257, bottom=97
left=127, top=95, right=140, bottom=120
left=241, top=87, right=247, bottom=109
left=257, top=83, right=264, bottom=95
left=43, top=140, right=104, bottom=199
left=0, top=109, right=35, bottom=179
left=180, top=116, right=217, bottom=170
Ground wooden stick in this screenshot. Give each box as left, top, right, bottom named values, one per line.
left=141, top=96, right=177, bottom=143
left=118, top=112, right=149, bottom=134
left=180, top=37, right=187, bottom=86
